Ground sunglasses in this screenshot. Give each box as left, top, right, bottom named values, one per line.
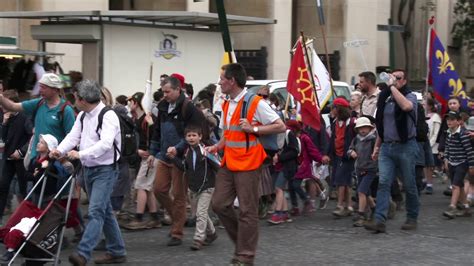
left=257, top=94, right=269, bottom=99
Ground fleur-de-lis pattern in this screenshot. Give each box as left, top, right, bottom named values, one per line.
left=430, top=28, right=467, bottom=111
left=449, top=78, right=466, bottom=99
left=436, top=50, right=455, bottom=74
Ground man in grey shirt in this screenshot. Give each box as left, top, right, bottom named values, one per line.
left=365, top=69, right=420, bottom=233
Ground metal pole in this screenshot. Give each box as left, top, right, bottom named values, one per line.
left=54, top=175, right=76, bottom=266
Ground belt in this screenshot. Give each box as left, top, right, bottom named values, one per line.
left=384, top=138, right=414, bottom=144
left=384, top=140, right=402, bottom=144
left=84, top=163, right=115, bottom=169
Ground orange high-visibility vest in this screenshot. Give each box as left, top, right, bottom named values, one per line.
left=221, top=95, right=267, bottom=171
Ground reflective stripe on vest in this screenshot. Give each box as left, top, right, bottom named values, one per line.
left=226, top=139, right=259, bottom=148
left=222, top=125, right=242, bottom=131
left=221, top=93, right=267, bottom=171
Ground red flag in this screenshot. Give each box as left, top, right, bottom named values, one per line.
left=286, top=40, right=321, bottom=131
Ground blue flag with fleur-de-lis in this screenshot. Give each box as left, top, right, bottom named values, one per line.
left=429, top=28, right=466, bottom=113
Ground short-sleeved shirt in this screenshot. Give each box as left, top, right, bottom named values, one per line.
left=361, top=89, right=380, bottom=117
left=219, top=89, right=281, bottom=129
left=383, top=93, right=417, bottom=142
left=22, top=98, right=76, bottom=158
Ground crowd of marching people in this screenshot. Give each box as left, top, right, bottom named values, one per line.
left=0, top=64, right=473, bottom=265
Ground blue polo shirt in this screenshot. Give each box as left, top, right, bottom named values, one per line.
left=22, top=98, right=76, bottom=158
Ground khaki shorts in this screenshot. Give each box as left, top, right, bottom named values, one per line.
left=134, top=158, right=158, bottom=191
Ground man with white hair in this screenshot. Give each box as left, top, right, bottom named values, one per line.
left=50, top=80, right=126, bottom=265
left=0, top=73, right=76, bottom=161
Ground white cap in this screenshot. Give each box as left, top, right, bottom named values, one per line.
left=40, top=134, right=58, bottom=151
left=355, top=117, right=374, bottom=129
left=39, top=73, right=63, bottom=89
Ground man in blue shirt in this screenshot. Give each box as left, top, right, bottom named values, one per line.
left=365, top=69, right=420, bottom=233
left=0, top=73, right=75, bottom=161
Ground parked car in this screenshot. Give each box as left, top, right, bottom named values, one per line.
left=245, top=79, right=352, bottom=109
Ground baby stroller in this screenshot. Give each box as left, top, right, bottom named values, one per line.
left=0, top=164, right=77, bottom=266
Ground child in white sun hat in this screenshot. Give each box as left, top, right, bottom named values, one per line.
left=26, top=134, right=74, bottom=201
left=347, top=117, right=378, bottom=227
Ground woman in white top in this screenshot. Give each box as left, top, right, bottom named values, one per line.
left=424, top=98, right=442, bottom=193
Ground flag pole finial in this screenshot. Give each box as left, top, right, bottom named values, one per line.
left=429, top=16, right=435, bottom=25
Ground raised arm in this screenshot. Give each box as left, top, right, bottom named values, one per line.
left=0, top=94, right=23, bottom=112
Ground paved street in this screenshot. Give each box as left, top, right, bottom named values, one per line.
left=3, top=178, right=474, bottom=265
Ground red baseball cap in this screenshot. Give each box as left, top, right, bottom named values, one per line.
left=333, top=97, right=350, bottom=108
left=286, top=120, right=302, bottom=131
left=170, top=73, right=185, bottom=88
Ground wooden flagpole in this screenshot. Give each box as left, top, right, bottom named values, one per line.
left=425, top=16, right=435, bottom=97
left=300, top=31, right=321, bottom=108
left=315, top=0, right=337, bottom=97
left=284, top=90, right=291, bottom=120
left=149, top=62, right=153, bottom=82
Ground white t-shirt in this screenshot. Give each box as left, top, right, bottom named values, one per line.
left=427, top=112, right=442, bottom=153
left=219, top=89, right=281, bottom=129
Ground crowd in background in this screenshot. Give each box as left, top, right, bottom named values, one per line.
left=0, top=65, right=473, bottom=265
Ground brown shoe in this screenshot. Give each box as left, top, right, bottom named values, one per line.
left=400, top=219, right=417, bottom=230
left=364, top=221, right=386, bottom=233
left=122, top=219, right=148, bottom=230
left=203, top=232, right=218, bottom=246
left=68, top=252, right=86, bottom=266
left=146, top=219, right=162, bottom=229
left=190, top=240, right=203, bottom=251
left=332, top=206, right=349, bottom=218
left=455, top=207, right=472, bottom=217
left=94, top=253, right=126, bottom=264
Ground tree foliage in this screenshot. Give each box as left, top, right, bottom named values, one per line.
left=452, top=0, right=474, bottom=42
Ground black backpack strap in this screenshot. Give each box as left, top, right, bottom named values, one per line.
left=79, top=112, right=86, bottom=132
left=96, top=107, right=113, bottom=134
left=360, top=96, right=366, bottom=115
left=96, top=107, right=119, bottom=162
left=80, top=107, right=119, bottom=162
left=181, top=97, right=191, bottom=120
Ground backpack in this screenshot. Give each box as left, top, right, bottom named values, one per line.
left=410, top=104, right=429, bottom=142
left=80, top=106, right=139, bottom=162
left=285, top=129, right=301, bottom=156
left=241, top=93, right=280, bottom=152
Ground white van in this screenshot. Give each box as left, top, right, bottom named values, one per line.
left=245, top=79, right=352, bottom=108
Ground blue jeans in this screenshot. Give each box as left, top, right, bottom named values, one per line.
left=375, top=139, right=419, bottom=223
left=289, top=179, right=309, bottom=208
left=77, top=165, right=126, bottom=261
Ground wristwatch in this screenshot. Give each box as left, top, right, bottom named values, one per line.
left=253, top=126, right=259, bottom=133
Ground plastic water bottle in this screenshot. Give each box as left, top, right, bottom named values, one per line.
left=379, top=72, right=391, bottom=83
